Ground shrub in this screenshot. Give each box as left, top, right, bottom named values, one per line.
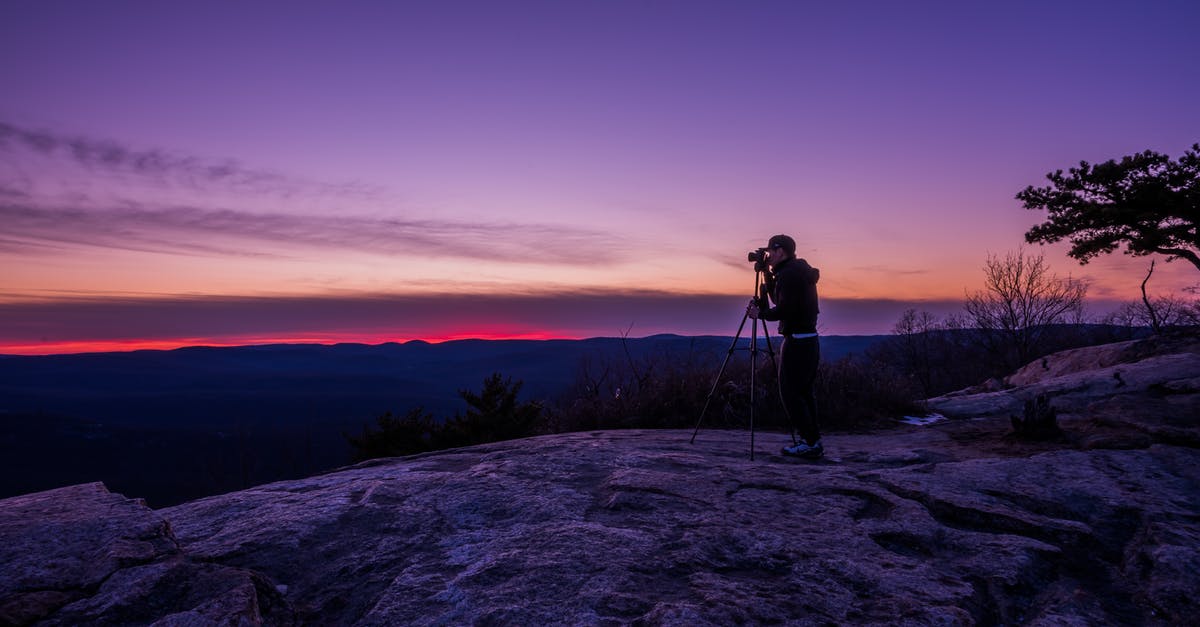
left=443, top=373, right=543, bottom=446
left=346, top=407, right=440, bottom=462
left=814, top=356, right=925, bottom=430
left=347, top=373, right=543, bottom=462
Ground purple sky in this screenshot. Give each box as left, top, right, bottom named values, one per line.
left=2, top=1, right=1198, bottom=353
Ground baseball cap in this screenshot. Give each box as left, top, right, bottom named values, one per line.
left=767, top=234, right=796, bottom=255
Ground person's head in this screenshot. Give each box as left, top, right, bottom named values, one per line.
left=766, top=234, right=795, bottom=268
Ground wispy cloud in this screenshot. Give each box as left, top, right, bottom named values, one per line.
left=0, top=120, right=379, bottom=200
left=850, top=265, right=931, bottom=276
left=0, top=201, right=634, bottom=263
left=0, top=180, right=33, bottom=199
left=0, top=120, right=640, bottom=264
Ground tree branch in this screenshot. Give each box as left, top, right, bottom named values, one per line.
left=1154, top=247, right=1200, bottom=272
left=1141, top=260, right=1160, bottom=333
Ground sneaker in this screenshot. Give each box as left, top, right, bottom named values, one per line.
left=781, top=440, right=824, bottom=459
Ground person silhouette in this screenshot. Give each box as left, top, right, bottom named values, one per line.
left=748, top=234, right=823, bottom=459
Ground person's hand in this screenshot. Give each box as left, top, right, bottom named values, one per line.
left=746, top=298, right=760, bottom=319
left=762, top=273, right=776, bottom=294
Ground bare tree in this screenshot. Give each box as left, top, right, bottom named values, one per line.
left=964, top=249, right=1088, bottom=373
left=1104, top=294, right=1200, bottom=332
left=890, top=309, right=940, bottom=397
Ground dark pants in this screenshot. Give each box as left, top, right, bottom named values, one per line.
left=779, top=335, right=820, bottom=445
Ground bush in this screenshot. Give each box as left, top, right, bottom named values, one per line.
left=443, top=373, right=543, bottom=446
left=868, top=310, right=991, bottom=397
left=346, top=407, right=440, bottom=462
left=347, top=373, right=543, bottom=462
left=814, top=356, right=925, bottom=430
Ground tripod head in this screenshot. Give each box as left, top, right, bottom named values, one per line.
left=747, top=247, right=778, bottom=306
left=751, top=264, right=775, bottom=312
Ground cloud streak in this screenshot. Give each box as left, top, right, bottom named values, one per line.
left=851, top=265, right=931, bottom=276
left=0, top=121, right=641, bottom=264
left=0, top=201, right=635, bottom=263
left=0, top=120, right=379, bottom=200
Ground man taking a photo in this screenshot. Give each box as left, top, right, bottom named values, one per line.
left=748, top=234, right=823, bottom=459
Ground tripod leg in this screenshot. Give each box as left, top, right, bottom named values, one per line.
left=690, top=311, right=751, bottom=443
left=749, top=320, right=757, bottom=461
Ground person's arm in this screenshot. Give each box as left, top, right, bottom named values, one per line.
left=760, top=269, right=800, bottom=321
left=762, top=272, right=777, bottom=304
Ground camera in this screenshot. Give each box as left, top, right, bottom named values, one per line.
left=748, top=247, right=770, bottom=271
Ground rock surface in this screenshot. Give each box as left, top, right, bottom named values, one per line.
left=147, top=423, right=1196, bottom=626
left=3, top=335, right=1199, bottom=625
left=926, top=334, right=1200, bottom=423
left=5, top=430, right=1199, bottom=625
left=927, top=334, right=1200, bottom=454
left=0, top=482, right=293, bottom=626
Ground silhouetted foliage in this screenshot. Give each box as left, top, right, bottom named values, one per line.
left=871, top=311, right=1151, bottom=399
left=347, top=373, right=543, bottom=462
left=346, top=407, right=439, bottom=462
left=1010, top=394, right=1062, bottom=441
left=1019, top=143, right=1200, bottom=273
left=443, top=373, right=543, bottom=446
left=878, top=309, right=946, bottom=397
left=1101, top=296, right=1200, bottom=333
left=1123, top=259, right=1200, bottom=334
left=814, top=356, right=925, bottom=430
left=862, top=252, right=1098, bottom=393
left=868, top=310, right=991, bottom=397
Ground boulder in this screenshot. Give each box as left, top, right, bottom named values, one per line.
left=927, top=335, right=1200, bottom=439
left=0, top=482, right=293, bottom=625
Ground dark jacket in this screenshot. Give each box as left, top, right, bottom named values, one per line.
left=761, top=257, right=820, bottom=335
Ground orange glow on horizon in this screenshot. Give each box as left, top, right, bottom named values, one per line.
left=0, top=329, right=583, bottom=356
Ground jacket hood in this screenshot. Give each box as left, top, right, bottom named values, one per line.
left=795, top=258, right=820, bottom=284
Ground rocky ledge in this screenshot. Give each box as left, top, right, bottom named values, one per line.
left=927, top=333, right=1200, bottom=451
left=2, top=336, right=1198, bottom=625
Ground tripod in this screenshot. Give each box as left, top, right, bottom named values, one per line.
left=690, top=267, right=796, bottom=460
